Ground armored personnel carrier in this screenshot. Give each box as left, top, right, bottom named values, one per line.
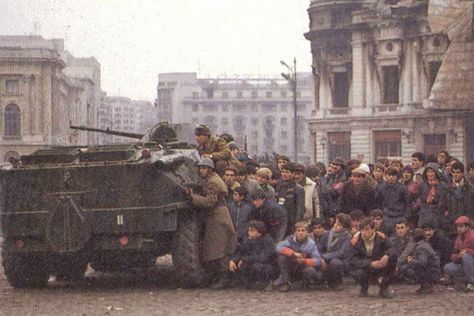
left=0, top=123, right=204, bottom=288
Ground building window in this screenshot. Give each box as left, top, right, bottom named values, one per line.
left=423, top=134, right=446, bottom=156
left=428, top=61, right=442, bottom=90
left=382, top=66, right=399, bottom=104
left=4, top=104, right=21, bottom=137
left=192, top=104, right=199, bottom=112
left=222, top=118, right=229, bottom=125
left=280, top=103, right=287, bottom=111
left=192, top=92, right=199, bottom=99
left=297, top=91, right=302, bottom=98
left=5, top=80, right=19, bottom=95
left=251, top=131, right=258, bottom=138
left=374, top=130, right=401, bottom=161
left=281, top=130, right=288, bottom=139
left=251, top=91, right=258, bottom=98
left=333, top=72, right=349, bottom=108
left=251, top=104, right=258, bottom=112
left=280, top=117, right=287, bottom=125
left=237, top=91, right=243, bottom=98
left=297, top=103, right=306, bottom=112
left=222, top=104, right=229, bottom=112
left=251, top=118, right=258, bottom=125
left=328, top=132, right=351, bottom=162
left=206, top=88, right=214, bottom=99
left=281, top=90, right=287, bottom=98
left=266, top=91, right=272, bottom=98
left=222, top=91, right=228, bottom=99
left=281, top=145, right=288, bottom=153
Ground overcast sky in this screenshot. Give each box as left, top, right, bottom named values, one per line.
left=0, top=0, right=312, bottom=102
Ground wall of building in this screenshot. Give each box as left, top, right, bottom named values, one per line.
left=305, top=1, right=473, bottom=165
left=157, top=73, right=315, bottom=164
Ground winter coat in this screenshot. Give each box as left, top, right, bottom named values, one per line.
left=248, top=199, right=287, bottom=242
left=190, top=171, right=236, bottom=262
left=276, top=235, right=322, bottom=267
left=228, top=200, right=254, bottom=241
left=301, top=177, right=321, bottom=220
left=316, top=181, right=332, bottom=221
left=325, top=172, right=346, bottom=217
left=445, top=177, right=474, bottom=236
left=275, top=180, right=305, bottom=233
left=417, top=163, right=450, bottom=228
left=407, top=240, right=441, bottom=277
left=427, top=230, right=453, bottom=268
left=389, top=234, right=416, bottom=267
left=450, top=228, right=474, bottom=263
left=318, top=230, right=351, bottom=262
left=350, top=232, right=394, bottom=270
left=339, top=181, right=376, bottom=215
left=197, top=135, right=231, bottom=164
left=310, top=230, right=329, bottom=253
left=375, top=181, right=409, bottom=218
left=261, top=183, right=276, bottom=202
left=240, top=179, right=262, bottom=199
left=230, top=234, right=276, bottom=266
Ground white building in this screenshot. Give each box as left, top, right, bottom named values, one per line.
left=156, top=72, right=315, bottom=164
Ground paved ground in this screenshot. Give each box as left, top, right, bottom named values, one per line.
left=1, top=255, right=474, bottom=316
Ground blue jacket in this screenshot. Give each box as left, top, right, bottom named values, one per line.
left=229, top=200, right=253, bottom=241
left=318, top=230, right=351, bottom=262
left=276, top=235, right=322, bottom=267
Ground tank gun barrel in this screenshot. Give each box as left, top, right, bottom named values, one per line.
left=70, top=125, right=144, bottom=139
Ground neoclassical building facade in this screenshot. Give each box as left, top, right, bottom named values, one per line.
left=305, top=0, right=474, bottom=164
left=156, top=72, right=315, bottom=163
left=0, top=36, right=102, bottom=161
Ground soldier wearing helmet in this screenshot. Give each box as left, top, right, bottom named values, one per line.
left=186, top=157, right=236, bottom=289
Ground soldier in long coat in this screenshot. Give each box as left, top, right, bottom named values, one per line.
left=188, top=158, right=236, bottom=287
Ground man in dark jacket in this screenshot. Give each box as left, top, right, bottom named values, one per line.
left=228, top=220, right=277, bottom=289
left=400, top=228, right=441, bottom=294
left=423, top=221, right=453, bottom=270
left=249, top=189, right=287, bottom=242
left=325, top=158, right=347, bottom=219
left=376, top=168, right=409, bottom=236
left=319, top=213, right=352, bottom=290
left=350, top=218, right=396, bottom=298
left=229, top=186, right=254, bottom=243
left=275, top=163, right=305, bottom=236
left=339, top=167, right=376, bottom=215
left=445, top=162, right=474, bottom=238
left=389, top=220, right=416, bottom=271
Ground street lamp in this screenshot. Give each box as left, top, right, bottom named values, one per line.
left=281, top=58, right=297, bottom=162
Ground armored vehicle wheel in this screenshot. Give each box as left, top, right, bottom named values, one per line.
left=172, top=214, right=203, bottom=287
left=2, top=245, right=49, bottom=288
left=55, top=255, right=88, bottom=281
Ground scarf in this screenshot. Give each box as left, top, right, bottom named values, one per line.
left=427, top=178, right=440, bottom=204
left=361, top=232, right=376, bottom=257
left=327, top=230, right=349, bottom=252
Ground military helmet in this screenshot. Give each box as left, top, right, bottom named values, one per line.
left=197, top=158, right=215, bottom=169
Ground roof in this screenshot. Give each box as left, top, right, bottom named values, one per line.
left=423, top=1, right=474, bottom=111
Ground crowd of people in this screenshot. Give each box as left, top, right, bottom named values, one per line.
left=185, top=124, right=474, bottom=298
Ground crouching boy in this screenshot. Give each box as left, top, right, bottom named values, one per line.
left=399, top=228, right=440, bottom=294
left=227, top=220, right=277, bottom=290
left=273, top=221, right=325, bottom=291
left=350, top=218, right=396, bottom=298
left=318, top=213, right=352, bottom=290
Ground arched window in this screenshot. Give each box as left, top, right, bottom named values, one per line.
left=4, top=104, right=20, bottom=136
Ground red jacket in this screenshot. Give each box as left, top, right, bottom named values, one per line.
left=450, top=228, right=474, bottom=262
